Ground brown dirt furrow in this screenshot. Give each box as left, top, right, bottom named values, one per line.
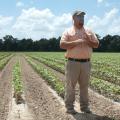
left=20, top=56, right=76, bottom=120
left=30, top=57, right=120, bottom=120
left=0, top=56, right=17, bottom=120
left=20, top=56, right=111, bottom=120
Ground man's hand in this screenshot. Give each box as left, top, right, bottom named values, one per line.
left=84, top=32, right=99, bottom=48
left=75, top=39, right=85, bottom=45
left=84, top=32, right=92, bottom=41
left=60, top=39, right=85, bottom=49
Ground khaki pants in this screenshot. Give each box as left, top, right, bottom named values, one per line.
left=64, top=60, right=91, bottom=110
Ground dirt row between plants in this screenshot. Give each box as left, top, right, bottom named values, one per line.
left=0, top=56, right=17, bottom=120
left=20, top=56, right=76, bottom=120
left=29, top=57, right=120, bottom=120
left=20, top=56, right=113, bottom=120
left=1, top=54, right=119, bottom=120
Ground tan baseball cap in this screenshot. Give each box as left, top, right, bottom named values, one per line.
left=72, top=10, right=85, bottom=18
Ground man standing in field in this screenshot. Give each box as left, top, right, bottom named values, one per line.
left=60, top=10, right=99, bottom=114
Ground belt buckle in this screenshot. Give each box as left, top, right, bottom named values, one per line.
left=86, top=59, right=89, bottom=62
left=71, top=58, right=75, bottom=61
left=70, top=58, right=76, bottom=62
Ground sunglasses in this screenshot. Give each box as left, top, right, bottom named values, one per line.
left=74, top=16, right=84, bottom=23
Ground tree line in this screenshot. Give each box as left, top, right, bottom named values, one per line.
left=0, top=34, right=120, bottom=52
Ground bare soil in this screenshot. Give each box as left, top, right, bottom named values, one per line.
left=30, top=57, right=120, bottom=120
left=0, top=57, right=17, bottom=120
left=0, top=55, right=119, bottom=120
left=20, top=56, right=113, bottom=120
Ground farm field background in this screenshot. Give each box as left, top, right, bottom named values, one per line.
left=0, top=52, right=120, bottom=120
left=26, top=52, right=120, bottom=102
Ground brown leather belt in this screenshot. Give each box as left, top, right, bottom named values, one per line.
left=68, top=58, right=90, bottom=62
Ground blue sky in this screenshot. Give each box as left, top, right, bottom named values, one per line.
left=0, top=0, right=120, bottom=40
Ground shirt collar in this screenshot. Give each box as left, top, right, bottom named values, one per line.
left=73, top=26, right=84, bottom=34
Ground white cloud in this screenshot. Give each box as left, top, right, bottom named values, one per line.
left=97, top=0, right=112, bottom=8
left=97, top=0, right=104, bottom=3
left=86, top=8, right=120, bottom=36
left=0, top=16, right=14, bottom=38
left=12, top=8, right=71, bottom=39
left=0, top=16, right=13, bottom=28
left=16, top=1, right=24, bottom=7
left=107, top=17, right=120, bottom=34
left=0, top=15, right=13, bottom=34
left=1, top=7, right=120, bottom=40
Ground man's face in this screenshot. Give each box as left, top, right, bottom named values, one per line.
left=73, top=15, right=84, bottom=29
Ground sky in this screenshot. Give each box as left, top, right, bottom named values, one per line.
left=0, top=0, right=120, bottom=40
